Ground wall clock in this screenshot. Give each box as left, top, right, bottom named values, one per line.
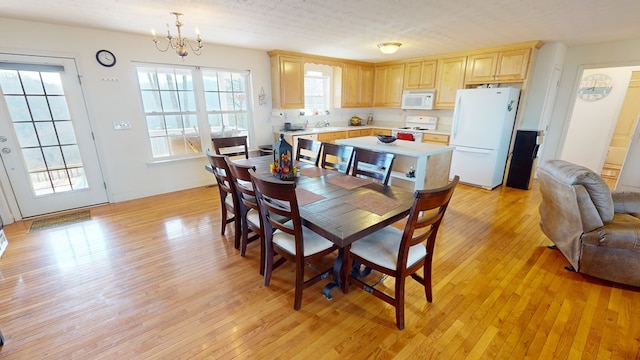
left=95, top=49, right=116, bottom=67
left=578, top=73, right=613, bottom=101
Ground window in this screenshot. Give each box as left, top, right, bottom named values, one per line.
left=136, top=65, right=252, bottom=159
left=203, top=70, right=249, bottom=140
left=303, top=72, right=330, bottom=115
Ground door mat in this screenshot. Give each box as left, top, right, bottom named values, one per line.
left=28, top=210, right=92, bottom=233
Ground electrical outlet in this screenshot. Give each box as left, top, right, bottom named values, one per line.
left=113, top=121, right=132, bottom=130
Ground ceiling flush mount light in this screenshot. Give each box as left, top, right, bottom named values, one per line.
left=377, top=42, right=402, bottom=55
left=152, top=12, right=203, bottom=59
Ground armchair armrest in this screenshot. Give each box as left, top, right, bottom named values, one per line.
left=612, top=191, right=640, bottom=214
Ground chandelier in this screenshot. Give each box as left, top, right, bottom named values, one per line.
left=152, top=12, right=203, bottom=59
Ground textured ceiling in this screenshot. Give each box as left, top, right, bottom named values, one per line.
left=2, top=0, right=640, bottom=62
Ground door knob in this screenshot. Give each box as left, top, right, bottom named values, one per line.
left=1, top=148, right=11, bottom=154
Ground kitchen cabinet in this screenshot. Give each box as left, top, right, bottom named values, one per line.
left=465, top=48, right=531, bottom=84
left=371, top=128, right=392, bottom=136
left=269, top=53, right=304, bottom=109
left=373, top=64, right=405, bottom=107
left=422, top=133, right=450, bottom=145
left=342, top=63, right=374, bottom=107
left=347, top=128, right=372, bottom=138
left=434, top=56, right=467, bottom=109
left=317, top=131, right=347, bottom=144
left=404, top=60, right=437, bottom=90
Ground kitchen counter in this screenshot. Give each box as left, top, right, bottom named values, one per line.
left=337, top=136, right=454, bottom=191
left=276, top=125, right=449, bottom=137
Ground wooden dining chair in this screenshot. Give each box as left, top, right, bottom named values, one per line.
left=344, top=176, right=459, bottom=330
left=212, top=136, right=249, bottom=159
left=206, top=150, right=241, bottom=249
left=351, top=147, right=396, bottom=186
left=226, top=160, right=260, bottom=257
left=295, top=138, right=322, bottom=166
left=318, top=143, right=354, bottom=174
left=249, top=169, right=338, bottom=310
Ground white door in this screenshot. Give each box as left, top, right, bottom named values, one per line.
left=0, top=54, right=108, bottom=218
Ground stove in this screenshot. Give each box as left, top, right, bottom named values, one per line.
left=391, top=116, right=438, bottom=142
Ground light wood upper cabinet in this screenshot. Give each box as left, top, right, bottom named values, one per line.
left=495, top=48, right=531, bottom=82
left=465, top=48, right=531, bottom=84
left=404, top=60, right=437, bottom=90
left=269, top=54, right=304, bottom=109
left=434, top=56, right=467, bottom=109
left=465, top=52, right=499, bottom=83
left=373, top=64, right=405, bottom=107
left=342, top=63, right=374, bottom=107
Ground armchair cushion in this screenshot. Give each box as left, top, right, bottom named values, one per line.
left=612, top=191, right=640, bottom=215
left=543, top=160, right=614, bottom=222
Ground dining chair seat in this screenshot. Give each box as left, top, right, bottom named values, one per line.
left=272, top=220, right=336, bottom=257
left=349, top=227, right=426, bottom=271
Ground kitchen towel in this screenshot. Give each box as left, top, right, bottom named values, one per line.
left=344, top=193, right=403, bottom=216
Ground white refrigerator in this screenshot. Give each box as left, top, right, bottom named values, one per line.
left=449, top=88, right=521, bottom=189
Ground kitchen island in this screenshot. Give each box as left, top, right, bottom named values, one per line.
left=336, top=136, right=454, bottom=191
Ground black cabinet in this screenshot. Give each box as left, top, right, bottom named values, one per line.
left=506, top=130, right=542, bottom=190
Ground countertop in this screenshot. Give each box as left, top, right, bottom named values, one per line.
left=276, top=125, right=450, bottom=136
left=336, top=136, right=454, bottom=157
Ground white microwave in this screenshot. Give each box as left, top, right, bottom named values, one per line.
left=401, top=89, right=435, bottom=110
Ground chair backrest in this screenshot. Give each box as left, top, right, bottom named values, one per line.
left=319, top=143, right=354, bottom=174
left=351, top=147, right=396, bottom=186
left=397, top=176, right=459, bottom=270
left=249, top=169, right=303, bottom=252
left=296, top=138, right=322, bottom=165
left=212, top=136, right=249, bottom=159
left=226, top=159, right=257, bottom=211
left=206, top=149, right=238, bottom=205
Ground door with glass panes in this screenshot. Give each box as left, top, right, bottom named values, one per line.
left=0, top=54, right=107, bottom=218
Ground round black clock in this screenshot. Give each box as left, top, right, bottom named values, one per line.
left=96, top=49, right=116, bottom=67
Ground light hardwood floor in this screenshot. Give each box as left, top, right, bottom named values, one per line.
left=0, top=181, right=639, bottom=359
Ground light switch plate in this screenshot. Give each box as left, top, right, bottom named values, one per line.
left=113, top=121, right=132, bottom=130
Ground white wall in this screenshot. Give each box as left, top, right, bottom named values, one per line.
left=0, top=18, right=273, bottom=212
left=561, top=66, right=640, bottom=171
left=540, top=38, right=640, bottom=167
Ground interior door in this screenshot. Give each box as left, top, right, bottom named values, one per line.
left=0, top=54, right=108, bottom=218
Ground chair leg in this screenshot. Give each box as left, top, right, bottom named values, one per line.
left=240, top=214, right=249, bottom=256
left=259, top=231, right=265, bottom=275
left=220, top=204, right=227, bottom=235
left=395, top=276, right=406, bottom=330
left=263, top=244, right=274, bottom=286
left=424, top=257, right=433, bottom=303
left=293, top=260, right=304, bottom=310
left=233, top=213, right=241, bottom=250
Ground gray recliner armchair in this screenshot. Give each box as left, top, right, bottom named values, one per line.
left=538, top=159, right=640, bottom=287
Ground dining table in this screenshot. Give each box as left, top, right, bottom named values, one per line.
left=207, top=155, right=415, bottom=299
